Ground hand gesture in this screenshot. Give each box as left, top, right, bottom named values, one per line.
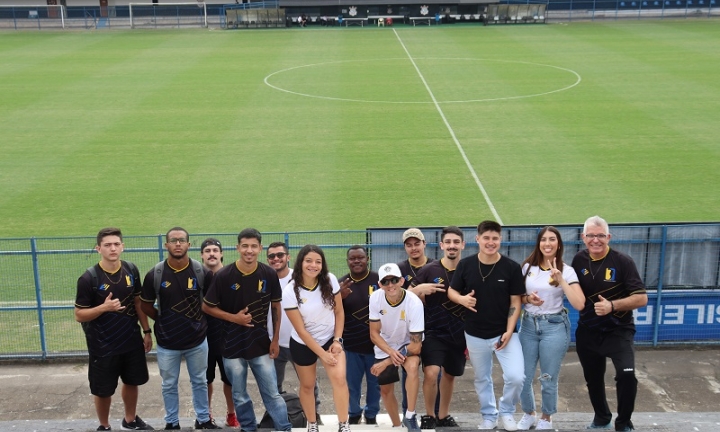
left=412, top=283, right=446, bottom=297
left=461, top=290, right=477, bottom=312
left=339, top=278, right=353, bottom=299
left=548, top=258, right=565, bottom=286
left=527, top=291, right=544, bottom=306
left=595, top=295, right=613, bottom=316
left=234, top=307, right=254, bottom=327
left=103, top=292, right=125, bottom=313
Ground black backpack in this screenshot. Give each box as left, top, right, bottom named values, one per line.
left=258, top=392, right=306, bottom=428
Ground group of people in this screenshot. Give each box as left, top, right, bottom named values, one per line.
left=75, top=215, right=647, bottom=432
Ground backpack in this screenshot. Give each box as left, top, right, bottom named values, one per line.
left=258, top=392, right=306, bottom=428
left=152, top=258, right=205, bottom=316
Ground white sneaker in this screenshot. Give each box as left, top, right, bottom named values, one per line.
left=516, top=413, right=536, bottom=430
left=478, top=418, right=498, bottom=430
left=535, top=419, right=553, bottom=430
left=500, top=415, right=518, bottom=431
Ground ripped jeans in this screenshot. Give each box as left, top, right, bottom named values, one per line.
left=519, top=311, right=570, bottom=416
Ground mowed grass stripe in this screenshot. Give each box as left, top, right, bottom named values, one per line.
left=1, top=24, right=719, bottom=238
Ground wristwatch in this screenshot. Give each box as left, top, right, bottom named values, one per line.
left=333, top=337, right=344, bottom=346
left=143, top=329, right=152, bottom=335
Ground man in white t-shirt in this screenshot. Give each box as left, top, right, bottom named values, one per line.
left=266, top=242, right=322, bottom=423
left=369, top=263, right=424, bottom=432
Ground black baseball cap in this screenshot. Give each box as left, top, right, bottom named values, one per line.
left=200, top=238, right=222, bottom=252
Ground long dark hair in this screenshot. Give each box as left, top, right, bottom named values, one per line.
left=522, top=226, right=564, bottom=286
left=291, top=244, right=336, bottom=309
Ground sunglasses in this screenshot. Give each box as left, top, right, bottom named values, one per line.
left=380, top=277, right=402, bottom=286
left=267, top=252, right=287, bottom=260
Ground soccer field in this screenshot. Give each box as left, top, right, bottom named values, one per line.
left=1, top=21, right=718, bottom=237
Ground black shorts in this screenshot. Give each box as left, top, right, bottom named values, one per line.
left=374, top=358, right=400, bottom=385
left=207, top=347, right=230, bottom=386
left=89, top=347, right=149, bottom=397
left=290, top=337, right=333, bottom=367
left=420, top=335, right=466, bottom=377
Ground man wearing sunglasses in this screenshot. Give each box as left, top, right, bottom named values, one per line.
left=369, top=263, right=425, bottom=432
left=571, top=216, right=647, bottom=432
left=200, top=238, right=240, bottom=428
left=266, top=242, right=323, bottom=424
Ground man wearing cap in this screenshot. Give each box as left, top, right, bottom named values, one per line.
left=202, top=228, right=291, bottom=432
left=201, top=238, right=239, bottom=428
left=397, top=228, right=436, bottom=289
left=338, top=245, right=381, bottom=425
left=369, top=263, right=425, bottom=432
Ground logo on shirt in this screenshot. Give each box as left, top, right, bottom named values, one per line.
left=400, top=310, right=406, bottom=321
left=187, top=278, right=198, bottom=290
left=581, top=268, right=589, bottom=276
left=231, top=283, right=240, bottom=291
left=605, top=268, right=616, bottom=282
left=126, top=275, right=132, bottom=286
left=368, top=284, right=378, bottom=296
left=433, top=277, right=444, bottom=284
left=405, top=275, right=413, bottom=283
left=99, top=284, right=110, bottom=291
left=258, top=280, right=266, bottom=293
left=299, top=297, right=307, bottom=305
left=161, top=281, right=171, bottom=289
left=379, top=309, right=387, bottom=315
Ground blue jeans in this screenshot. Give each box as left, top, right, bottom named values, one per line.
left=519, top=311, right=570, bottom=416
left=224, top=354, right=291, bottom=431
left=156, top=339, right=210, bottom=425
left=465, top=332, right=524, bottom=421
left=346, top=350, right=381, bottom=418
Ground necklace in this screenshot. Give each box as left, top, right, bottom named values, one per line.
left=477, top=256, right=498, bottom=282
left=588, top=254, right=608, bottom=280
left=408, top=257, right=428, bottom=277
left=100, top=265, right=123, bottom=285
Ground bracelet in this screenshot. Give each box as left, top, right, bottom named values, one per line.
left=521, top=294, right=528, bottom=304
left=610, top=301, right=615, bottom=312
left=143, top=329, right=152, bottom=334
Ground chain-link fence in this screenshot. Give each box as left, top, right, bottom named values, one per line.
left=2, top=224, right=718, bottom=359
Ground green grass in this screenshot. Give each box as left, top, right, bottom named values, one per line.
left=1, top=21, right=719, bottom=238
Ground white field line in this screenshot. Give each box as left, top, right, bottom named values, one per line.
left=392, top=28, right=503, bottom=224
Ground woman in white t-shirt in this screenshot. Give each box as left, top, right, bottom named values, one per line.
left=282, top=244, right=350, bottom=432
left=516, top=227, right=586, bottom=431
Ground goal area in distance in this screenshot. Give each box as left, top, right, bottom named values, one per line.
left=129, top=2, right=207, bottom=29
left=0, top=5, right=66, bottom=29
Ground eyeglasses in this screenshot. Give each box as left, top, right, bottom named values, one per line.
left=267, top=252, right=287, bottom=260
left=380, top=277, right=401, bottom=286
left=584, top=234, right=608, bottom=240
left=168, top=238, right=188, bottom=244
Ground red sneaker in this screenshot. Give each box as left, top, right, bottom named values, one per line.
left=226, top=412, right=240, bottom=428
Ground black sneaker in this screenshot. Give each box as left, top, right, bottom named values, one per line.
left=437, top=415, right=459, bottom=427
left=195, top=419, right=222, bottom=429
left=349, top=415, right=362, bottom=425
left=97, top=426, right=112, bottom=431
left=420, top=415, right=436, bottom=430
left=365, top=417, right=377, bottom=425
left=121, top=415, right=154, bottom=430
left=317, top=415, right=324, bottom=426
left=164, top=423, right=180, bottom=430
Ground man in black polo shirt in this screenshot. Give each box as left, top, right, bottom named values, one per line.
left=572, top=216, right=648, bottom=432
left=339, top=245, right=381, bottom=425
left=448, top=220, right=525, bottom=431
left=140, top=227, right=219, bottom=430
left=75, top=227, right=153, bottom=431
left=413, top=226, right=466, bottom=429
left=202, top=228, right=291, bottom=432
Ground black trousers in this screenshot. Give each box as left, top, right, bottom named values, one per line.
left=575, top=325, right=638, bottom=431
